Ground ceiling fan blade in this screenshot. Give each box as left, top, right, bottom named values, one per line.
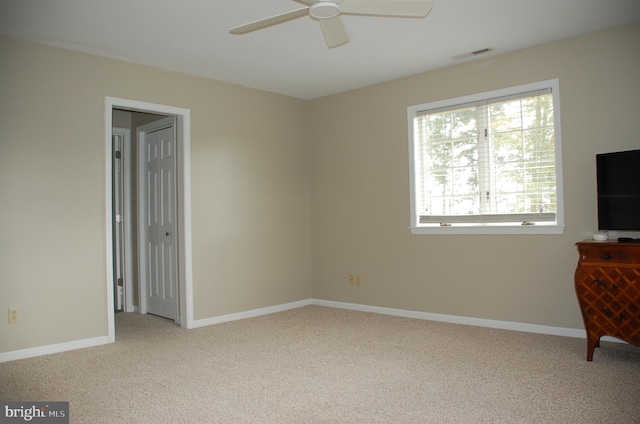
left=319, top=16, right=349, bottom=48
left=229, top=8, right=309, bottom=35
left=292, top=0, right=315, bottom=5
left=340, top=1, right=433, bottom=18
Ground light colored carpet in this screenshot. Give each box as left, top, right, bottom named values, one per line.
left=1, top=305, right=639, bottom=423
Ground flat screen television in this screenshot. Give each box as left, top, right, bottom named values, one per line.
left=596, top=149, right=640, bottom=231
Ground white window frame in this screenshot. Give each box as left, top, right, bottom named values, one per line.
left=407, top=79, right=565, bottom=235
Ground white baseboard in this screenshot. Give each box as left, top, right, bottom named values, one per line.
left=312, top=299, right=590, bottom=339
left=190, top=299, right=313, bottom=328
left=314, top=300, right=626, bottom=343
left=0, top=336, right=110, bottom=363
left=2, top=298, right=613, bottom=363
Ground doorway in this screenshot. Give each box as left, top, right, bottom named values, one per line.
left=105, top=97, right=194, bottom=343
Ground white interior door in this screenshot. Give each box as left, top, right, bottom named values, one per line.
left=112, top=127, right=134, bottom=313
left=112, top=132, right=125, bottom=311
left=138, top=117, right=178, bottom=320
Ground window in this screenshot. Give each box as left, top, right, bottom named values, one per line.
left=407, top=79, right=564, bottom=234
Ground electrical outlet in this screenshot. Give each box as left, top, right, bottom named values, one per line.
left=355, top=275, right=361, bottom=286
left=8, top=308, right=19, bottom=324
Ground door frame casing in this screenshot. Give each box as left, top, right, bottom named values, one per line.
left=105, top=97, right=194, bottom=342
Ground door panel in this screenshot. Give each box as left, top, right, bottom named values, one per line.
left=139, top=117, right=178, bottom=320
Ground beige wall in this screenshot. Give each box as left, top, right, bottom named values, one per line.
left=309, top=23, right=640, bottom=329
left=1, top=22, right=639, bottom=355
left=0, top=35, right=312, bottom=352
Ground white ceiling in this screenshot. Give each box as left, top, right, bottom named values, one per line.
left=1, top=0, right=639, bottom=100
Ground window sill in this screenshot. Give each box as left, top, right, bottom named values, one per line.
left=409, top=225, right=565, bottom=235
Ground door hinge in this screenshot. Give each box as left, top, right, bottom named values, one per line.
left=117, top=278, right=124, bottom=287
left=115, top=151, right=122, bottom=159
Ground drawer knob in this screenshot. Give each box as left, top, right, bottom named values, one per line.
left=601, top=308, right=614, bottom=318
left=592, top=279, right=619, bottom=292
left=601, top=254, right=613, bottom=260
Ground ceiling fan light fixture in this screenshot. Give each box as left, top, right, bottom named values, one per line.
left=309, top=2, right=341, bottom=19
left=230, top=0, right=434, bottom=48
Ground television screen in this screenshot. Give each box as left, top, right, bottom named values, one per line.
left=597, top=149, right=640, bottom=231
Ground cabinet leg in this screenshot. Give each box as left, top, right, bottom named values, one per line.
left=586, top=336, right=600, bottom=361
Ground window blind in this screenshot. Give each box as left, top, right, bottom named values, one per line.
left=413, top=89, right=557, bottom=226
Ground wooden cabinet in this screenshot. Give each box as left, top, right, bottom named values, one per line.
left=575, top=241, right=640, bottom=360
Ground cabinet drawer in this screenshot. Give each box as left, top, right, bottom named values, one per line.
left=583, top=301, right=640, bottom=340
left=586, top=301, right=640, bottom=322
left=575, top=266, right=639, bottom=298
left=577, top=242, right=640, bottom=265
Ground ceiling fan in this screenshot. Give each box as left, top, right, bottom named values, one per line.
left=229, top=0, right=433, bottom=48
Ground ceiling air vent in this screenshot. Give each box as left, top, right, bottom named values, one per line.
left=451, top=48, right=495, bottom=61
